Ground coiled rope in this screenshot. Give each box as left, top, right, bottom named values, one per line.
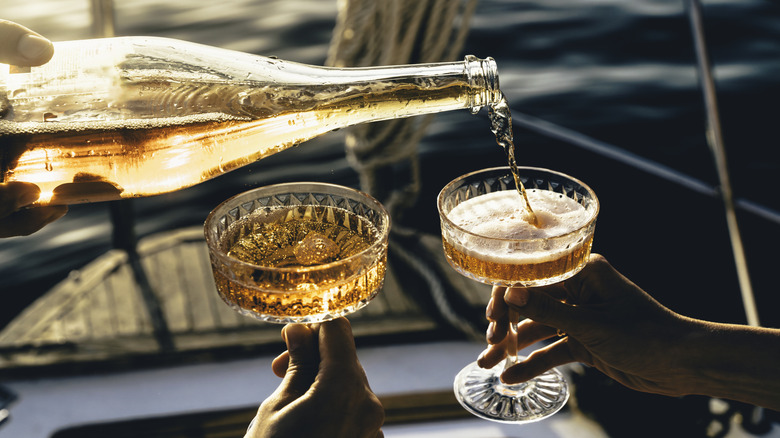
left=327, top=0, right=484, bottom=340
left=327, top=0, right=478, bottom=220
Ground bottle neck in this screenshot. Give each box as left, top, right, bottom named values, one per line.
left=464, top=55, right=501, bottom=112
left=260, top=54, right=502, bottom=118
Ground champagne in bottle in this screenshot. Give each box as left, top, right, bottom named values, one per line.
left=0, top=36, right=500, bottom=205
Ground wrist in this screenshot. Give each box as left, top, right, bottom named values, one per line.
left=673, top=318, right=730, bottom=396
left=676, top=317, right=780, bottom=410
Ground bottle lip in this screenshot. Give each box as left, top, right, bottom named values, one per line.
left=464, top=55, right=501, bottom=109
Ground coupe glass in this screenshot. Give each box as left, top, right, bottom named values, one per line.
left=438, top=166, right=599, bottom=423
left=204, top=182, right=390, bottom=324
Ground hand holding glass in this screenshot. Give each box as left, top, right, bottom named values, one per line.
left=438, top=166, right=599, bottom=423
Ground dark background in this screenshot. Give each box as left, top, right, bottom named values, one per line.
left=2, top=0, right=779, bottom=333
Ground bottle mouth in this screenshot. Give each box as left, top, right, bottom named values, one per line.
left=464, top=55, right=501, bottom=111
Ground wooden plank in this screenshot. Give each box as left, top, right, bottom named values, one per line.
left=0, top=250, right=128, bottom=345
left=172, top=244, right=197, bottom=331
left=179, top=242, right=220, bottom=332
left=32, top=314, right=66, bottom=344
left=86, top=281, right=115, bottom=340
left=31, top=286, right=94, bottom=344
left=0, top=227, right=451, bottom=375
left=142, top=250, right=189, bottom=333
left=59, top=299, right=90, bottom=341
left=108, top=262, right=151, bottom=337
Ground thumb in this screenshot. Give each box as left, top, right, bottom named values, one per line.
left=504, top=287, right=579, bottom=332
left=272, top=323, right=318, bottom=407
left=0, top=20, right=53, bottom=66
left=0, top=182, right=41, bottom=218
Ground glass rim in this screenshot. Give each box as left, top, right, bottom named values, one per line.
left=437, top=166, right=599, bottom=244
left=204, top=181, right=391, bottom=275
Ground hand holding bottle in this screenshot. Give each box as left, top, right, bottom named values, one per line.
left=0, top=182, right=67, bottom=237
left=246, top=318, right=385, bottom=438
left=0, top=21, right=66, bottom=237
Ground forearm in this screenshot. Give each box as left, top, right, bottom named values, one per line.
left=679, top=318, right=780, bottom=411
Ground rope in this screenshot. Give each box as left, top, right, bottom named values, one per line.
left=391, top=227, right=484, bottom=342
left=685, top=0, right=759, bottom=327
left=327, top=0, right=478, bottom=220
left=327, top=0, right=482, bottom=339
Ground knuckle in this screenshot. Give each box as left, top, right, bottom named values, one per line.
left=589, top=253, right=606, bottom=264
left=366, top=393, right=385, bottom=424
left=527, top=291, right=553, bottom=321
left=588, top=253, right=610, bottom=272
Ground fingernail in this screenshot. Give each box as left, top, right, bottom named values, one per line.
left=17, top=34, right=52, bottom=61
left=486, top=321, right=495, bottom=341
left=283, top=324, right=309, bottom=352
left=505, top=288, right=528, bottom=307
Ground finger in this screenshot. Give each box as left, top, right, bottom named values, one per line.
left=515, top=318, right=558, bottom=351
left=508, top=282, right=570, bottom=304
left=504, top=287, right=581, bottom=334
left=270, top=323, right=318, bottom=408
left=476, top=338, right=509, bottom=369
left=0, top=206, right=67, bottom=238
left=315, top=317, right=372, bottom=394
left=0, top=20, right=53, bottom=66
left=482, top=318, right=561, bottom=369
left=500, top=337, right=576, bottom=384
left=317, top=317, right=360, bottom=369
left=486, top=286, right=507, bottom=321
left=486, top=286, right=508, bottom=344
left=561, top=253, right=623, bottom=303
left=271, top=350, right=290, bottom=378
left=0, top=182, right=42, bottom=218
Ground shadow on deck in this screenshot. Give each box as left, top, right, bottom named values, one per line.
left=0, top=227, right=489, bottom=378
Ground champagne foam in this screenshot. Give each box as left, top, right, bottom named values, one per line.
left=447, top=190, right=592, bottom=263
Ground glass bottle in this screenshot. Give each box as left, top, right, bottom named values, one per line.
left=0, top=36, right=500, bottom=205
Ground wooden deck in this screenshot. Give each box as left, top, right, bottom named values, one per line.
left=0, top=227, right=490, bottom=377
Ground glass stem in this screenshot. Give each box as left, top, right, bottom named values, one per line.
left=503, top=309, right=521, bottom=371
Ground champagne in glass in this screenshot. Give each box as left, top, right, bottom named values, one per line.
left=438, top=166, right=599, bottom=423
left=205, top=182, right=390, bottom=324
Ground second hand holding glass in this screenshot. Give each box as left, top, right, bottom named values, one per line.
left=438, top=166, right=599, bottom=423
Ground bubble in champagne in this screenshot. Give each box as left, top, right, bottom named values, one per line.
left=293, top=231, right=339, bottom=265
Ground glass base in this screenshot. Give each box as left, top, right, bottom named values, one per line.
left=454, top=359, right=569, bottom=423
left=217, top=289, right=378, bottom=324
